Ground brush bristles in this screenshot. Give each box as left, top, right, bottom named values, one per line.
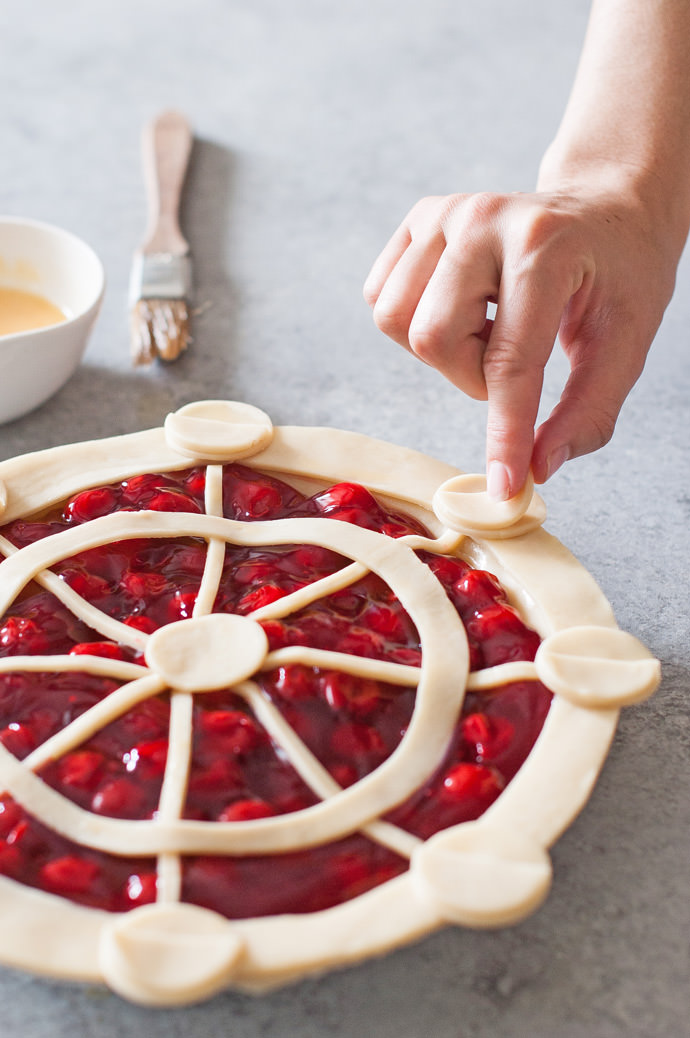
left=130, top=298, right=191, bottom=366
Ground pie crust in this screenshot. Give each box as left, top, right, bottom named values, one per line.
left=0, top=401, right=660, bottom=1006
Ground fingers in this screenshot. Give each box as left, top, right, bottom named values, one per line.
left=363, top=197, right=448, bottom=331
left=363, top=222, right=413, bottom=309
left=404, top=239, right=499, bottom=399
left=369, top=230, right=447, bottom=350
left=482, top=265, right=572, bottom=497
left=366, top=195, right=503, bottom=398
left=364, top=194, right=571, bottom=497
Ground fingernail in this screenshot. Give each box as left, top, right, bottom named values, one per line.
left=545, top=445, right=570, bottom=480
left=487, top=461, right=511, bottom=501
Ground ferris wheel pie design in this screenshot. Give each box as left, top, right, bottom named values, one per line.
left=0, top=401, right=660, bottom=1006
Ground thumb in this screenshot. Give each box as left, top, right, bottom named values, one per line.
left=531, top=332, right=647, bottom=482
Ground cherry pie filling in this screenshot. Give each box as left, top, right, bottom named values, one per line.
left=0, top=464, right=551, bottom=917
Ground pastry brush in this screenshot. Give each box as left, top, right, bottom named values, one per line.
left=129, top=110, right=193, bottom=365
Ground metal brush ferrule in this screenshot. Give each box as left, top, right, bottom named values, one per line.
left=129, top=251, right=192, bottom=303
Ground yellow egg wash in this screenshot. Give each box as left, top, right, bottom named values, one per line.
left=0, top=286, right=66, bottom=335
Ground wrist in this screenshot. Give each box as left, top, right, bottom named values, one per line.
left=537, top=144, right=690, bottom=260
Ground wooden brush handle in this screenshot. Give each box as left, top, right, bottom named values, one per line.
left=140, top=110, right=192, bottom=256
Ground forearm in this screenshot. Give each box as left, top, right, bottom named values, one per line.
left=539, top=0, right=690, bottom=253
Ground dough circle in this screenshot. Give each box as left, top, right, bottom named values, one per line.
left=145, top=613, right=270, bottom=692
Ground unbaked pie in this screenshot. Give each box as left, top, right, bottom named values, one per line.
left=0, top=401, right=660, bottom=1005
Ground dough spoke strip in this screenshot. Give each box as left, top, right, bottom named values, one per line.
left=466, top=661, right=539, bottom=690
left=19, top=673, right=168, bottom=774
left=0, top=653, right=148, bottom=682
left=248, top=559, right=370, bottom=623
left=240, top=682, right=424, bottom=861
left=193, top=464, right=227, bottom=616
left=240, top=680, right=348, bottom=802
left=262, top=645, right=422, bottom=688
left=155, top=689, right=195, bottom=904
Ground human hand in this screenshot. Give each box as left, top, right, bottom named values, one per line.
left=363, top=188, right=677, bottom=499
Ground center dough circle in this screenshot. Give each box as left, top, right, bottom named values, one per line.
left=144, top=613, right=269, bottom=692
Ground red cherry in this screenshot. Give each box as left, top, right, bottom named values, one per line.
left=462, top=712, right=515, bottom=761
left=440, top=762, right=503, bottom=804
left=122, top=473, right=164, bottom=503
left=199, top=710, right=263, bottom=755
left=329, top=762, right=359, bottom=787
left=91, top=777, right=148, bottom=818
left=268, top=665, right=317, bottom=701
left=123, top=738, right=169, bottom=777
left=217, top=799, right=276, bottom=822
left=289, top=545, right=340, bottom=576
left=0, top=722, right=36, bottom=758
left=224, top=480, right=284, bottom=520
left=330, top=721, right=386, bottom=760
left=423, top=553, right=471, bottom=586
left=122, top=614, right=158, bottom=635
left=337, top=628, right=386, bottom=659
left=69, top=641, right=128, bottom=660
left=167, top=590, right=198, bottom=620
left=184, top=469, right=207, bottom=500
left=187, top=756, right=244, bottom=793
left=322, top=672, right=383, bottom=717
left=378, top=520, right=414, bottom=538
left=57, top=750, right=105, bottom=789
left=0, top=843, right=21, bottom=875
left=64, top=487, right=119, bottom=524
left=60, top=570, right=111, bottom=600
left=40, top=855, right=100, bottom=895
left=144, top=491, right=203, bottom=514
left=125, top=871, right=158, bottom=906
left=121, top=698, right=170, bottom=740
left=0, top=798, right=23, bottom=839
left=121, top=571, right=168, bottom=597
left=233, top=559, right=276, bottom=586
left=466, top=604, right=541, bottom=665
left=386, top=646, right=423, bottom=666
left=453, top=569, right=504, bottom=612
left=314, top=483, right=378, bottom=513
left=171, top=545, right=207, bottom=577
left=259, top=620, right=289, bottom=650
left=329, top=850, right=372, bottom=895
left=0, top=617, right=50, bottom=655
left=237, top=584, right=286, bottom=613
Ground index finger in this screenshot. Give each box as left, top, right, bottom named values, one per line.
left=483, top=267, right=571, bottom=499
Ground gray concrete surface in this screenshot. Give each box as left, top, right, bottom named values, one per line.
left=0, top=1, right=688, bottom=1035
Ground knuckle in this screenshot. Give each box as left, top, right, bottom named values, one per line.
left=408, top=194, right=456, bottom=232
left=589, top=409, right=617, bottom=447
left=582, top=388, right=621, bottom=448
left=483, top=338, right=538, bottom=383
left=442, top=192, right=502, bottom=235
left=577, top=399, right=618, bottom=450
left=362, top=281, right=379, bottom=308
left=372, top=297, right=411, bottom=339
left=564, top=385, right=620, bottom=451
left=508, top=204, right=576, bottom=282
left=407, top=320, right=446, bottom=363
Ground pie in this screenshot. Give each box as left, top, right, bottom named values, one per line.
left=0, top=401, right=660, bottom=1005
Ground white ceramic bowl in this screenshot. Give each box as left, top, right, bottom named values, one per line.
left=0, top=216, right=105, bottom=423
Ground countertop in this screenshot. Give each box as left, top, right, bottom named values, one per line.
left=0, top=2, right=688, bottom=1035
